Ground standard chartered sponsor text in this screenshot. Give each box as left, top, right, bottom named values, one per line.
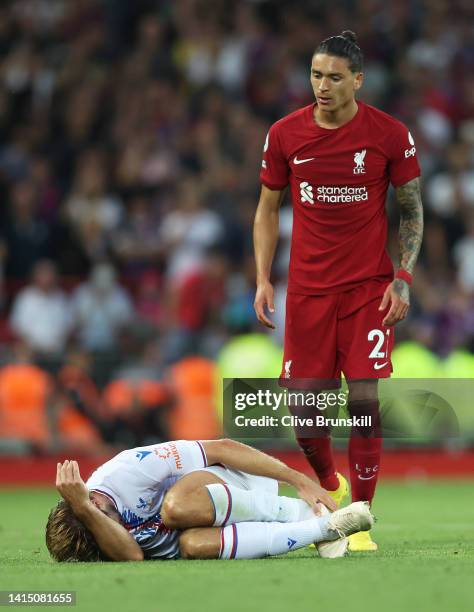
left=317, top=185, right=368, bottom=203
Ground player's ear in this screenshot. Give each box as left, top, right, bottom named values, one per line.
left=354, top=72, right=363, bottom=91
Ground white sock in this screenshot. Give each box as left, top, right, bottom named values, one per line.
left=205, top=484, right=315, bottom=526
left=219, top=516, right=336, bottom=559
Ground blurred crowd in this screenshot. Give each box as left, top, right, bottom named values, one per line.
left=0, top=0, right=474, bottom=453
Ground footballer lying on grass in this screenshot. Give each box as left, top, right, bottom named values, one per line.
left=46, top=439, right=373, bottom=562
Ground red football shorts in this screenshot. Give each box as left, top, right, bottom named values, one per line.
left=281, top=279, right=394, bottom=387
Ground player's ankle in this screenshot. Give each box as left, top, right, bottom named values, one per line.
left=320, top=472, right=339, bottom=491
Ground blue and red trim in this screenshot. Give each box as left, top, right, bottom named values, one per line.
left=196, top=441, right=208, bottom=467
left=219, top=525, right=238, bottom=559
left=205, top=487, right=217, bottom=524
left=222, top=484, right=232, bottom=526
left=230, top=524, right=238, bottom=559
left=219, top=528, right=225, bottom=559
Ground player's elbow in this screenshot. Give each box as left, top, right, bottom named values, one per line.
left=217, top=438, right=237, bottom=450
left=217, top=438, right=243, bottom=456
left=108, top=545, right=144, bottom=562
left=201, top=438, right=241, bottom=466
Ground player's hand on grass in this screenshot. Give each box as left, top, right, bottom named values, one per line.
left=293, top=473, right=337, bottom=514
left=379, top=279, right=409, bottom=326
left=56, top=460, right=91, bottom=513
left=254, top=281, right=276, bottom=329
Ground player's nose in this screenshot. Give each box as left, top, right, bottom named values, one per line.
left=318, top=78, right=330, bottom=92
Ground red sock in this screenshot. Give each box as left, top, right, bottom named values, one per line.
left=347, top=399, right=382, bottom=505
left=348, top=436, right=382, bottom=504
left=296, top=436, right=339, bottom=491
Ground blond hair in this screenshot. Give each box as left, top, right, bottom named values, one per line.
left=45, top=500, right=105, bottom=562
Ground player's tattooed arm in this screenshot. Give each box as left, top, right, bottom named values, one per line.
left=380, top=177, right=423, bottom=325
left=396, top=176, right=424, bottom=275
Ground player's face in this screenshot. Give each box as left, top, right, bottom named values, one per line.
left=310, top=54, right=363, bottom=112
left=90, top=492, right=121, bottom=524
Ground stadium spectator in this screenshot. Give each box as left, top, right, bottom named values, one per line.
left=101, top=377, right=170, bottom=448
left=158, top=177, right=224, bottom=283
left=30, top=155, right=61, bottom=223
left=70, top=262, right=134, bottom=353
left=168, top=355, right=220, bottom=441
left=98, top=337, right=170, bottom=446
left=425, top=141, right=474, bottom=217
left=9, top=259, right=72, bottom=358
left=1, top=179, right=52, bottom=280
left=64, top=150, right=123, bottom=261
left=163, top=248, right=229, bottom=362
left=134, top=270, right=164, bottom=330
left=56, top=347, right=106, bottom=453
left=0, top=343, right=56, bottom=453
left=112, top=193, right=163, bottom=275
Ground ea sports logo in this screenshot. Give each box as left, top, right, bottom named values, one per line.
left=405, top=131, right=416, bottom=158
left=300, top=181, right=314, bottom=204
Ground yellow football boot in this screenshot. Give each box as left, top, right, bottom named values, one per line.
left=327, top=472, right=349, bottom=508
left=348, top=530, right=378, bottom=551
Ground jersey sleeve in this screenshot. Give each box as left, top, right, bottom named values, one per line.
left=260, top=123, right=289, bottom=190
left=386, top=122, right=421, bottom=187
left=132, top=440, right=208, bottom=482
left=86, top=441, right=208, bottom=501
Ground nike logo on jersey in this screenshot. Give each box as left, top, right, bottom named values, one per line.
left=358, top=474, right=376, bottom=480
left=373, top=361, right=388, bottom=370
left=293, top=156, right=315, bottom=165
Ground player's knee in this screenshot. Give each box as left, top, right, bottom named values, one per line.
left=347, top=380, right=378, bottom=402
left=161, top=492, right=187, bottom=529
left=347, top=398, right=381, bottom=437
left=179, top=530, right=211, bottom=560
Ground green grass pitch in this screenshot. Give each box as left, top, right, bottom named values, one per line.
left=1, top=481, right=473, bottom=612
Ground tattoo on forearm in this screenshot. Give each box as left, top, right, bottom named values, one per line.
left=396, top=177, right=424, bottom=274
left=392, top=278, right=410, bottom=303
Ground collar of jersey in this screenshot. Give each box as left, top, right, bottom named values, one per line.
left=308, top=100, right=363, bottom=132
left=89, top=486, right=120, bottom=513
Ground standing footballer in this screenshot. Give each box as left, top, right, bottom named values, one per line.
left=253, top=30, right=423, bottom=551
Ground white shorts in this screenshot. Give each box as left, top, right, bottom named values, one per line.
left=135, top=466, right=278, bottom=560
left=196, top=465, right=279, bottom=496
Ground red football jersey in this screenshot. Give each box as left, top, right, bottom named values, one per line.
left=260, top=101, right=421, bottom=295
